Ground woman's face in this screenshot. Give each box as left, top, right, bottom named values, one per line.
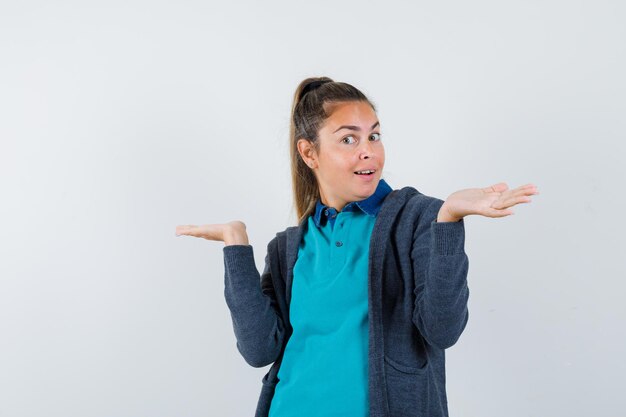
left=299, top=100, right=385, bottom=212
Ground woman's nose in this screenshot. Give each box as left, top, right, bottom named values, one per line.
left=359, top=140, right=373, bottom=159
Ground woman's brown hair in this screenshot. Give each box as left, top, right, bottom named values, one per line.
left=289, top=76, right=377, bottom=225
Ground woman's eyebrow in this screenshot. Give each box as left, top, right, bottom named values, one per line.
left=333, top=121, right=380, bottom=133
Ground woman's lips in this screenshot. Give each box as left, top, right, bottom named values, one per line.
left=354, top=168, right=376, bottom=174
left=354, top=171, right=376, bottom=181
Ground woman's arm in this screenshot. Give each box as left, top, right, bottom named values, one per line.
left=410, top=182, right=539, bottom=349
left=175, top=221, right=285, bottom=368
left=223, top=239, right=286, bottom=368
left=411, top=198, right=470, bottom=350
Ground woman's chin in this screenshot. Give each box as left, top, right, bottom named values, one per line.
left=351, top=176, right=379, bottom=195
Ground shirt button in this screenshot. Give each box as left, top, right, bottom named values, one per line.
left=335, top=241, right=343, bottom=247
left=324, top=209, right=329, bottom=215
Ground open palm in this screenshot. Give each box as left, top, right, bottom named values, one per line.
left=442, top=182, right=539, bottom=219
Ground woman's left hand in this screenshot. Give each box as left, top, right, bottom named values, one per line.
left=437, top=182, right=540, bottom=222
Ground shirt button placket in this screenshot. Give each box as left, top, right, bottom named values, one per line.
left=332, top=212, right=342, bottom=247
left=332, top=212, right=346, bottom=269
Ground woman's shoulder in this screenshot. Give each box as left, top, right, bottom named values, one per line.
left=267, top=222, right=301, bottom=249
left=388, top=185, right=445, bottom=212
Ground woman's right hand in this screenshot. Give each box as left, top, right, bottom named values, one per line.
left=175, top=220, right=250, bottom=246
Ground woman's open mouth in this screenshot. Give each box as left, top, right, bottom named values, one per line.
left=354, top=169, right=376, bottom=180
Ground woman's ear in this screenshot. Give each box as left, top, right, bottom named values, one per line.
left=297, top=138, right=318, bottom=168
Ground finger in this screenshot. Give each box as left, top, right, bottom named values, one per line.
left=505, top=185, right=539, bottom=201
left=492, top=195, right=532, bottom=209
left=175, top=225, right=199, bottom=237
left=506, top=194, right=534, bottom=207
left=180, top=224, right=227, bottom=241
left=176, top=224, right=205, bottom=237
left=483, top=182, right=509, bottom=194
left=517, top=183, right=540, bottom=194
left=514, top=187, right=540, bottom=199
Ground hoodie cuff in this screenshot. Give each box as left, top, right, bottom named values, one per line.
left=431, top=218, right=466, bottom=256
left=223, top=244, right=255, bottom=272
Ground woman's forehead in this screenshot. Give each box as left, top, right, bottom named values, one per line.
left=322, top=101, right=379, bottom=131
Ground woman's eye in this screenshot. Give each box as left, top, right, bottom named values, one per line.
left=342, top=133, right=381, bottom=144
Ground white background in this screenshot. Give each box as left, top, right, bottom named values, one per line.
left=1, top=1, right=624, bottom=416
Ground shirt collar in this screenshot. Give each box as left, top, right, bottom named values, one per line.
left=313, top=178, right=393, bottom=228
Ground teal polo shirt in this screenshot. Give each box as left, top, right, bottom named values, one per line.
left=268, top=179, right=393, bottom=417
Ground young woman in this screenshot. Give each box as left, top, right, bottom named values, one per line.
left=176, top=77, right=539, bottom=417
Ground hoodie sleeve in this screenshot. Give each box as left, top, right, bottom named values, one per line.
left=410, top=197, right=470, bottom=350
left=223, top=238, right=286, bottom=367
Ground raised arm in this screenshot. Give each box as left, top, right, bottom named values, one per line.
left=223, top=239, right=286, bottom=368
left=175, top=221, right=285, bottom=368
left=411, top=181, right=540, bottom=349
left=411, top=198, right=470, bottom=350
